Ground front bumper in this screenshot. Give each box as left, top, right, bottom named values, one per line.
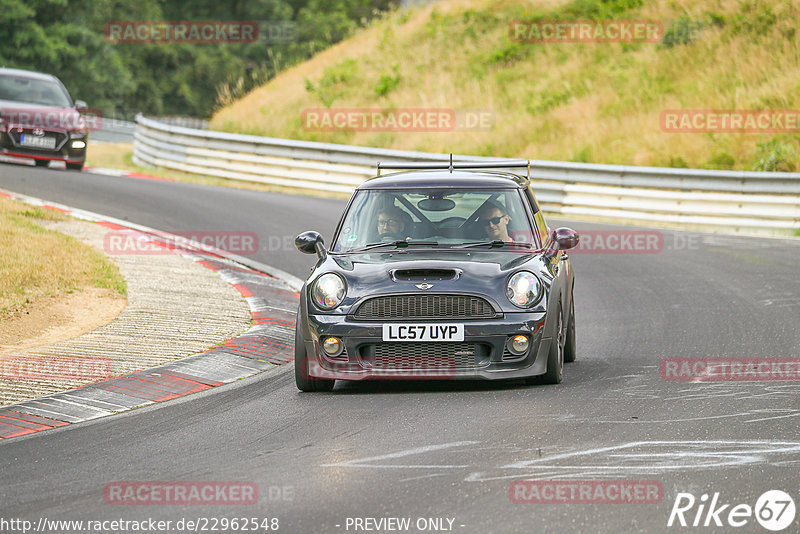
left=0, top=130, right=86, bottom=164
left=304, top=313, right=552, bottom=381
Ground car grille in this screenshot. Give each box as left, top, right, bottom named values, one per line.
left=353, top=294, right=495, bottom=320
left=360, top=342, right=490, bottom=370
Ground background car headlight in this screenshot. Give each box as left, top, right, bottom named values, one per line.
left=506, top=271, right=542, bottom=308
left=311, top=273, right=346, bottom=310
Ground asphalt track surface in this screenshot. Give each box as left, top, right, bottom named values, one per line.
left=1, top=162, right=800, bottom=533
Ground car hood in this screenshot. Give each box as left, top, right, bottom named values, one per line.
left=0, top=99, right=83, bottom=131
left=308, top=249, right=555, bottom=314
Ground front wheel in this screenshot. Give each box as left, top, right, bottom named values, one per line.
left=542, top=303, right=564, bottom=384
left=66, top=162, right=84, bottom=171
left=34, top=159, right=49, bottom=167
left=525, top=302, right=564, bottom=385
left=294, top=312, right=335, bottom=392
left=564, top=296, right=576, bottom=363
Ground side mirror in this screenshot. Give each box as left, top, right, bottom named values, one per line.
left=545, top=227, right=579, bottom=258
left=74, top=100, right=88, bottom=111
left=554, top=227, right=579, bottom=251
left=295, top=231, right=327, bottom=260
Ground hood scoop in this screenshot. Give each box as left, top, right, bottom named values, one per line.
left=392, top=269, right=460, bottom=281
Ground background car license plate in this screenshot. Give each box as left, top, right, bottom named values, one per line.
left=21, top=134, right=56, bottom=149
left=382, top=323, right=464, bottom=342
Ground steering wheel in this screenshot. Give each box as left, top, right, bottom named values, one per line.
left=438, top=217, right=467, bottom=229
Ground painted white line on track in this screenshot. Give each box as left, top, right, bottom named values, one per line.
left=321, top=441, right=480, bottom=469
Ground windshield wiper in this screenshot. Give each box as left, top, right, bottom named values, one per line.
left=350, top=240, right=439, bottom=252
left=454, top=240, right=534, bottom=249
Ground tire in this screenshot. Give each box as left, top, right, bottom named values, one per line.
left=564, top=296, right=577, bottom=363
left=294, top=312, right=335, bottom=392
left=34, top=160, right=49, bottom=167
left=524, top=301, right=564, bottom=385
left=541, top=302, right=564, bottom=384
left=66, top=162, right=84, bottom=171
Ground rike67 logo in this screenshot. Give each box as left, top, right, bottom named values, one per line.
left=668, top=490, right=796, bottom=531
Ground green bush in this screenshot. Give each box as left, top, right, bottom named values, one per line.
left=374, top=64, right=400, bottom=97
left=570, top=146, right=592, bottom=163
left=305, top=59, right=361, bottom=107
left=487, top=41, right=525, bottom=65
left=730, top=2, right=777, bottom=36
left=527, top=88, right=572, bottom=115
left=667, top=156, right=689, bottom=168
left=559, top=0, right=644, bottom=20
left=751, top=138, right=797, bottom=172
left=706, top=152, right=735, bottom=169
left=661, top=16, right=705, bottom=48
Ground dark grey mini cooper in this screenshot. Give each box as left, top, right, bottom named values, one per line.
left=294, top=160, right=579, bottom=391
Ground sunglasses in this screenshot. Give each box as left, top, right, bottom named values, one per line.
left=377, top=219, right=401, bottom=226
left=480, top=215, right=506, bottom=226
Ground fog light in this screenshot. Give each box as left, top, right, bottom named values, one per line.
left=71, top=140, right=86, bottom=149
left=322, top=337, right=343, bottom=357
left=509, top=334, right=529, bottom=355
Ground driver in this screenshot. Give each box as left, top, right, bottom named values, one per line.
left=376, top=206, right=409, bottom=242
left=477, top=201, right=511, bottom=242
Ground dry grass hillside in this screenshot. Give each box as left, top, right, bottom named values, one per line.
left=212, top=0, right=800, bottom=171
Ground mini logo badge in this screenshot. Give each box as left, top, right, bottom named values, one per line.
left=32, top=128, right=45, bottom=136
left=415, top=283, right=434, bottom=290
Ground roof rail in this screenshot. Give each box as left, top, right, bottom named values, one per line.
left=377, top=155, right=531, bottom=178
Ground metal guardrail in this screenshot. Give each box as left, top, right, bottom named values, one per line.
left=93, top=118, right=136, bottom=143
left=133, top=114, right=800, bottom=235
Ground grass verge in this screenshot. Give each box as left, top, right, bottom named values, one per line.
left=0, top=197, right=126, bottom=318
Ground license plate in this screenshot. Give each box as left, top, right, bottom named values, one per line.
left=382, top=323, right=464, bottom=342
left=21, top=134, right=56, bottom=149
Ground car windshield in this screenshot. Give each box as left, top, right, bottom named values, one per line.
left=331, top=188, right=538, bottom=252
left=0, top=74, right=72, bottom=107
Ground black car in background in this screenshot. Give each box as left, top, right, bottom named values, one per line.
left=294, top=160, right=579, bottom=391
left=0, top=67, right=89, bottom=170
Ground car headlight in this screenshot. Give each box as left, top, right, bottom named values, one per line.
left=506, top=271, right=542, bottom=308
left=311, top=273, right=346, bottom=310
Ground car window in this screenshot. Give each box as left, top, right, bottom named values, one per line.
left=331, top=188, right=536, bottom=252
left=527, top=188, right=549, bottom=243
left=0, top=75, right=72, bottom=107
